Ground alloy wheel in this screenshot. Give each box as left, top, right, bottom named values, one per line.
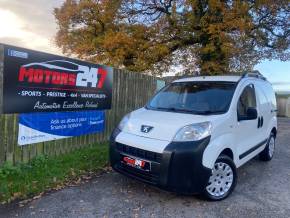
left=268, top=136, right=275, bottom=158
left=206, top=162, right=234, bottom=197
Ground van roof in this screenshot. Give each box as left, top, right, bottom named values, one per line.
left=173, top=76, right=241, bottom=83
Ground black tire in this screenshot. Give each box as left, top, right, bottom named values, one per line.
left=259, top=133, right=275, bottom=161
left=202, top=155, right=237, bottom=201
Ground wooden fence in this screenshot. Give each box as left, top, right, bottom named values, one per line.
left=0, top=67, right=158, bottom=166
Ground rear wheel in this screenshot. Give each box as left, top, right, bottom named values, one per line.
left=259, top=133, right=275, bottom=161
left=203, top=155, right=237, bottom=201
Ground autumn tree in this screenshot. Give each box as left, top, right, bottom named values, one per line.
left=54, top=0, right=290, bottom=75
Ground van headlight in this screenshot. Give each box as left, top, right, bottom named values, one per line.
left=118, top=113, right=131, bottom=131
left=173, top=122, right=212, bottom=142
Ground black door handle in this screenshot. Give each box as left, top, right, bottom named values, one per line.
left=257, top=116, right=263, bottom=128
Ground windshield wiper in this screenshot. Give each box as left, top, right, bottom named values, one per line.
left=193, top=110, right=226, bottom=115
left=150, top=107, right=225, bottom=115
left=154, top=107, right=195, bottom=113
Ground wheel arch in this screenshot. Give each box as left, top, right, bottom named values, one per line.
left=202, top=134, right=237, bottom=169
left=219, top=148, right=234, bottom=160
left=271, top=127, right=277, bottom=138
left=203, top=146, right=237, bottom=169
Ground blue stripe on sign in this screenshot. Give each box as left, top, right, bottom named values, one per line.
left=19, top=110, right=105, bottom=137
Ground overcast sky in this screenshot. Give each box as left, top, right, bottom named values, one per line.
left=0, top=0, right=62, bottom=54
left=0, top=0, right=289, bottom=91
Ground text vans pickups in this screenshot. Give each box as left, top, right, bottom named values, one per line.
left=110, top=72, right=277, bottom=200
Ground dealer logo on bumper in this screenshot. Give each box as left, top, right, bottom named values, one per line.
left=141, top=125, right=154, bottom=133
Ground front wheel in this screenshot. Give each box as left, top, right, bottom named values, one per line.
left=202, top=155, right=237, bottom=201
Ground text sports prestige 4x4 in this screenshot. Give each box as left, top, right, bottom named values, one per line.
left=110, top=72, right=277, bottom=200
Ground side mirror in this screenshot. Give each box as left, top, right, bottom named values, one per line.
left=246, top=107, right=258, bottom=120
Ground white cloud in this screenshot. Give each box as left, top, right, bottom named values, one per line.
left=0, top=9, right=24, bottom=38
left=0, top=0, right=63, bottom=54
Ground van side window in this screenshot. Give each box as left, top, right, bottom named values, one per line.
left=237, top=84, right=256, bottom=118
left=262, top=82, right=277, bottom=108
left=256, top=86, right=267, bottom=105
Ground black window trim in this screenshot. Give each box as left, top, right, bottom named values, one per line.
left=237, top=83, right=257, bottom=121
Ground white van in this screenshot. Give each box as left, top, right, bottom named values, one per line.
left=110, top=72, right=277, bottom=200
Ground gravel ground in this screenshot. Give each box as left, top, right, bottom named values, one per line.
left=1, top=118, right=290, bottom=218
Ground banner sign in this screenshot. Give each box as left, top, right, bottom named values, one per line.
left=18, top=110, right=105, bottom=145
left=2, top=44, right=113, bottom=113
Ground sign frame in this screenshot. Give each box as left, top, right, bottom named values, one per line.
left=1, top=44, right=113, bottom=114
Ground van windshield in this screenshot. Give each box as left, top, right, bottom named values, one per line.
left=147, top=81, right=237, bottom=115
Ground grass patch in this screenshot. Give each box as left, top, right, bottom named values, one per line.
left=0, top=143, right=109, bottom=204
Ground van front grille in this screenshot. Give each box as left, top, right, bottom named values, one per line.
left=115, top=143, right=162, bottom=163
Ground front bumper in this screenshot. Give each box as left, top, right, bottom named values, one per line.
left=109, top=128, right=212, bottom=194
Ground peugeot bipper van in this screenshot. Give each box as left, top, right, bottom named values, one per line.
left=110, top=72, right=277, bottom=200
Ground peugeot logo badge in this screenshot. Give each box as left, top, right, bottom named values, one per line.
left=141, top=125, right=154, bottom=133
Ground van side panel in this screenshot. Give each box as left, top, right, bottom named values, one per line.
left=257, top=81, right=278, bottom=136
left=256, top=83, right=271, bottom=140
